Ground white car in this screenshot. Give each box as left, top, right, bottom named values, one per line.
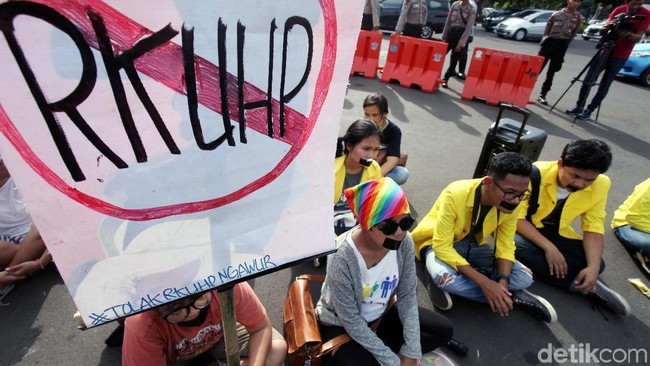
left=495, top=10, right=553, bottom=41
left=582, top=20, right=607, bottom=41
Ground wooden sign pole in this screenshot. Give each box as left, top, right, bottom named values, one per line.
left=219, top=285, right=241, bottom=366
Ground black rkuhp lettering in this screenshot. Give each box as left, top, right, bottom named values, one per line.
left=89, top=12, right=181, bottom=162
left=280, top=16, right=313, bottom=137
left=0, top=1, right=126, bottom=182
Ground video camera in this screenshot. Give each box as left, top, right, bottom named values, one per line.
left=599, top=12, right=647, bottom=46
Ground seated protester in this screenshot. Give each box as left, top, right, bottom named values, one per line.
left=395, top=0, right=428, bottom=38
left=316, top=178, right=453, bottom=366
left=0, top=158, right=52, bottom=300
left=363, top=93, right=409, bottom=185
left=412, top=152, right=557, bottom=323
left=515, top=139, right=631, bottom=316
left=122, top=282, right=287, bottom=366
left=317, top=119, right=383, bottom=269
left=612, top=178, right=650, bottom=266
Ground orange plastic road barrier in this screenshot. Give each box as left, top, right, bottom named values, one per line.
left=350, top=30, right=383, bottom=79
left=380, top=34, right=448, bottom=93
left=461, top=47, right=544, bottom=109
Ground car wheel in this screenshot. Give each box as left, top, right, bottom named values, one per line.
left=484, top=27, right=493, bottom=32
left=583, top=36, right=590, bottom=41
left=513, top=29, right=526, bottom=41
left=641, top=68, right=650, bottom=87
left=420, top=24, right=433, bottom=39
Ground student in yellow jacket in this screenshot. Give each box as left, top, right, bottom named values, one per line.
left=314, top=119, right=382, bottom=268
left=333, top=119, right=382, bottom=234
left=612, top=178, right=650, bottom=263
left=413, top=152, right=557, bottom=323
left=515, top=139, right=630, bottom=316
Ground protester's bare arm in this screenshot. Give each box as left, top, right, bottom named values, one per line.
left=573, top=232, right=603, bottom=292
left=242, top=319, right=273, bottom=366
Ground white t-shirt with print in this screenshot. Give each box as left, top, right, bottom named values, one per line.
left=349, top=233, right=399, bottom=322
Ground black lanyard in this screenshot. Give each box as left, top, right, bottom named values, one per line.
left=465, top=181, right=499, bottom=271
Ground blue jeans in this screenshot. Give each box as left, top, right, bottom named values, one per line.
left=576, top=54, right=626, bottom=111
left=613, top=225, right=650, bottom=257
left=424, top=238, right=533, bottom=303
left=386, top=165, right=409, bottom=185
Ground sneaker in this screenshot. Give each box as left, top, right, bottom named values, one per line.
left=456, top=73, right=466, bottom=80
left=589, top=280, right=631, bottom=316
left=576, top=109, right=593, bottom=120
left=512, top=289, right=557, bottom=323
left=440, top=79, right=448, bottom=89
left=0, top=283, right=14, bottom=305
left=565, top=107, right=582, bottom=115
left=424, top=275, right=452, bottom=310
left=537, top=95, right=548, bottom=105
left=446, top=338, right=469, bottom=356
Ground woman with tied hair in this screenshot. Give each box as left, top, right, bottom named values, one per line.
left=315, top=119, right=383, bottom=268
left=316, top=178, right=453, bottom=365
left=363, top=93, right=409, bottom=185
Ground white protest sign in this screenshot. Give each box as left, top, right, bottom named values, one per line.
left=0, top=0, right=363, bottom=327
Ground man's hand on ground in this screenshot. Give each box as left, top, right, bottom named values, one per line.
left=481, top=280, right=513, bottom=316
left=573, top=266, right=599, bottom=293
left=544, top=246, right=568, bottom=278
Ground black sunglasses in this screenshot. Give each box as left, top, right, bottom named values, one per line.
left=376, top=216, right=415, bottom=235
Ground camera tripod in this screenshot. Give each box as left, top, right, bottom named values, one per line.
left=550, top=39, right=616, bottom=123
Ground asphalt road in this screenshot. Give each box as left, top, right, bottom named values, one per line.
left=1, top=28, right=649, bottom=366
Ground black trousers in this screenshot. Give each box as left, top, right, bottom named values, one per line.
left=538, top=37, right=569, bottom=97
left=361, top=13, right=373, bottom=31
left=515, top=226, right=605, bottom=289
left=402, top=23, right=423, bottom=38
left=320, top=305, right=453, bottom=365
left=444, top=27, right=469, bottom=79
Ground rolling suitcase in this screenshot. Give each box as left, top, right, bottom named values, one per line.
left=473, top=103, right=547, bottom=178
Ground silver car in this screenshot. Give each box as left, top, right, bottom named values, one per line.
left=495, top=10, right=553, bottom=41
left=582, top=20, right=607, bottom=41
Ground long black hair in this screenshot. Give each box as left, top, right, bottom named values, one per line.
left=335, top=119, right=382, bottom=158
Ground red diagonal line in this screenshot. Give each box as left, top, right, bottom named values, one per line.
left=26, top=0, right=307, bottom=145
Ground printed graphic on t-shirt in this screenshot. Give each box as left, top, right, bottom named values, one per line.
left=174, top=323, right=222, bottom=361
left=362, top=274, right=398, bottom=303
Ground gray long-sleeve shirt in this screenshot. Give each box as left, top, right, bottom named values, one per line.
left=315, top=229, right=421, bottom=365
left=442, top=0, right=476, bottom=48
left=364, top=0, right=381, bottom=29
left=395, top=0, right=428, bottom=33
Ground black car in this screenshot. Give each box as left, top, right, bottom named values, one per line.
left=379, top=0, right=450, bottom=39
left=481, top=8, right=534, bottom=32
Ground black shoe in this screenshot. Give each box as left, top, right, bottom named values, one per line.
left=576, top=109, right=593, bottom=120
left=424, top=275, right=452, bottom=310
left=446, top=338, right=469, bottom=356
left=512, top=290, right=557, bottom=323
left=589, top=280, right=631, bottom=316
left=441, top=79, right=448, bottom=88
left=456, top=73, right=466, bottom=80
left=565, top=107, right=582, bottom=115
left=537, top=95, right=548, bottom=105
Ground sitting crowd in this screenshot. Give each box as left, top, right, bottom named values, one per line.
left=3, top=91, right=649, bottom=365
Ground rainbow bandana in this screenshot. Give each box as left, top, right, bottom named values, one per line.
left=344, top=178, right=410, bottom=230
